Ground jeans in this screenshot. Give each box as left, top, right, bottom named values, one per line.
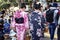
left=49, top=23, right=56, bottom=40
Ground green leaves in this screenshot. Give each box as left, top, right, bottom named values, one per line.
left=13, top=2, right=18, bottom=7
left=4, top=0, right=7, bottom=2
left=9, top=0, right=16, bottom=2
left=0, top=2, right=11, bottom=11
left=0, top=2, right=10, bottom=9
left=0, top=0, right=18, bottom=10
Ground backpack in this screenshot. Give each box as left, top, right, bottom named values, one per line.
left=14, top=10, right=24, bottom=24
left=46, top=9, right=54, bottom=23
left=58, top=10, right=60, bottom=25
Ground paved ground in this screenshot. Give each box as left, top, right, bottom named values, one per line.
left=4, top=35, right=57, bottom=40
left=44, top=37, right=57, bottom=40
left=4, top=32, right=57, bottom=40
left=44, top=32, right=57, bottom=40
left=4, top=37, right=57, bottom=40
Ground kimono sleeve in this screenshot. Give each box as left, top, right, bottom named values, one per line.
left=28, top=13, right=33, bottom=30
left=24, top=13, right=29, bottom=29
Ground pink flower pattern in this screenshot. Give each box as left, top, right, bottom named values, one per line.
left=11, top=10, right=29, bottom=40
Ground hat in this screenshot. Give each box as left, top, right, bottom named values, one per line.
left=14, top=7, right=19, bottom=11
left=53, top=3, right=58, bottom=7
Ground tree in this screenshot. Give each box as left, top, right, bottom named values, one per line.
left=0, top=2, right=11, bottom=9
left=0, top=0, right=19, bottom=11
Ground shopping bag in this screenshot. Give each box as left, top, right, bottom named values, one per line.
left=44, top=26, right=48, bottom=33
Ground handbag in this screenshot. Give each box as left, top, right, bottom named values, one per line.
left=44, top=26, right=48, bottom=33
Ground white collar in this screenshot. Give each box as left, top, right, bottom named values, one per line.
left=34, top=10, right=40, bottom=13
left=50, top=7, right=57, bottom=10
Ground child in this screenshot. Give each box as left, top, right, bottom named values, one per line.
left=3, top=19, right=10, bottom=39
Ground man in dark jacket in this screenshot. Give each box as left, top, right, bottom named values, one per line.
left=57, top=5, right=60, bottom=40
left=46, top=3, right=59, bottom=40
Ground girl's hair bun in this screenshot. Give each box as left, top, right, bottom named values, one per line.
left=34, top=2, right=42, bottom=9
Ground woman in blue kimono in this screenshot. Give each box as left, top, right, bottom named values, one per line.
left=3, top=19, right=10, bottom=39
left=29, top=3, right=45, bottom=40
left=3, top=19, right=10, bottom=34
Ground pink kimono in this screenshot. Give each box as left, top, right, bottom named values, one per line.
left=11, top=9, right=29, bottom=40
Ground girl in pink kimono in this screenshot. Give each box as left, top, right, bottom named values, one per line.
left=11, top=3, right=29, bottom=40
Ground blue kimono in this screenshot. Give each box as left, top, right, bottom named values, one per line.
left=29, top=11, right=45, bottom=40
left=3, top=19, right=10, bottom=34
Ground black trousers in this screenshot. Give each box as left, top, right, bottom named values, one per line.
left=57, top=25, right=60, bottom=40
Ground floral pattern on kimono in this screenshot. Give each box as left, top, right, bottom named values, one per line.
left=11, top=10, right=29, bottom=40
left=29, top=11, right=44, bottom=40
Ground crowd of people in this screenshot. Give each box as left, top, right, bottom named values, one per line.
left=0, top=2, right=60, bottom=40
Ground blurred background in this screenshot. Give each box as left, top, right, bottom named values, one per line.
left=0, top=0, right=60, bottom=40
